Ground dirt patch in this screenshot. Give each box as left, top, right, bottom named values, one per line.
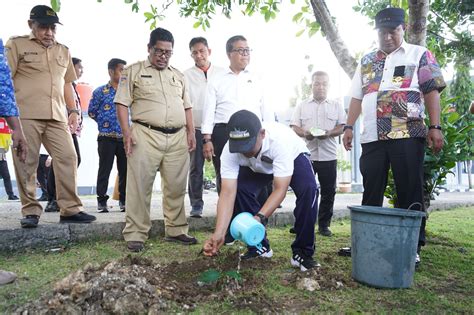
left=14, top=251, right=353, bottom=313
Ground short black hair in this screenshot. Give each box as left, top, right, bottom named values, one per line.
left=108, top=58, right=127, bottom=70
left=148, top=27, right=174, bottom=48
left=312, top=71, right=329, bottom=81
left=226, top=35, right=246, bottom=54
left=189, top=37, right=208, bottom=50
left=72, top=57, right=82, bottom=65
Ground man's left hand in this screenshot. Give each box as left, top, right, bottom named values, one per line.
left=427, top=129, right=443, bottom=154
left=68, top=112, right=79, bottom=134
left=187, top=131, right=196, bottom=152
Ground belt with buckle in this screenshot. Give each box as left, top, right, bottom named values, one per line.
left=132, top=120, right=182, bottom=134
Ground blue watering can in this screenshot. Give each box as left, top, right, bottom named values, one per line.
left=230, top=212, right=265, bottom=247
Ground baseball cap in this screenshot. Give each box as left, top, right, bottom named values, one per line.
left=30, top=5, right=62, bottom=25
left=375, top=7, right=404, bottom=29
left=227, top=110, right=262, bottom=153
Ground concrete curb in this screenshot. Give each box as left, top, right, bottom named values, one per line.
left=0, top=191, right=472, bottom=252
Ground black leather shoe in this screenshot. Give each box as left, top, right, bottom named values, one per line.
left=164, top=234, right=198, bottom=245
left=8, top=195, right=19, bottom=201
left=127, top=241, right=144, bottom=252
left=59, top=211, right=96, bottom=224
left=45, top=200, right=60, bottom=212
left=318, top=227, right=332, bottom=237
left=21, top=215, right=39, bottom=228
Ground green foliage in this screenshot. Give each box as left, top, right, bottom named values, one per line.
left=337, top=159, right=351, bottom=173
left=204, top=160, right=216, bottom=181
left=289, top=55, right=313, bottom=107
left=50, top=0, right=61, bottom=12
left=198, top=268, right=221, bottom=284
left=384, top=96, right=474, bottom=205
left=423, top=99, right=474, bottom=198
left=197, top=268, right=242, bottom=284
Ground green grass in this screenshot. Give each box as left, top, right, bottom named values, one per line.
left=1, top=206, right=473, bottom=313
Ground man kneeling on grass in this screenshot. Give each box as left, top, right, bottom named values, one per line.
left=203, top=110, right=320, bottom=271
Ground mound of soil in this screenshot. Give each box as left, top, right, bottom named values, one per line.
left=15, top=251, right=354, bottom=313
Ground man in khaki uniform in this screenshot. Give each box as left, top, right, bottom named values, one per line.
left=115, top=27, right=197, bottom=252
left=6, top=5, right=96, bottom=228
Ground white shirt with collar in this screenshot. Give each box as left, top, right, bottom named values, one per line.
left=220, top=122, right=310, bottom=179
left=201, top=68, right=274, bottom=134
left=349, top=40, right=443, bottom=144
left=183, top=63, right=225, bottom=129
left=290, top=98, right=346, bottom=161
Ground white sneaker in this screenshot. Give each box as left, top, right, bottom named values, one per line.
left=241, top=246, right=273, bottom=260
left=415, top=253, right=421, bottom=266
left=291, top=253, right=321, bottom=272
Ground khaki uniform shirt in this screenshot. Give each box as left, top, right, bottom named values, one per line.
left=114, top=59, right=191, bottom=128
left=290, top=98, right=346, bottom=161
left=5, top=33, right=76, bottom=123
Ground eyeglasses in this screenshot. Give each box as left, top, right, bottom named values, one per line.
left=152, top=47, right=173, bottom=58
left=231, top=48, right=252, bottom=56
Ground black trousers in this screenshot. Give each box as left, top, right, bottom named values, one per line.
left=360, top=138, right=426, bottom=246
left=48, top=134, right=81, bottom=201
left=311, top=160, right=337, bottom=228
left=36, top=154, right=50, bottom=196
left=211, top=123, right=229, bottom=193
left=0, top=160, right=14, bottom=197
left=96, top=136, right=127, bottom=204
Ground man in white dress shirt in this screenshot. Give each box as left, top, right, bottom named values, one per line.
left=184, top=37, right=225, bottom=218
left=201, top=35, right=273, bottom=194
left=290, top=71, right=346, bottom=237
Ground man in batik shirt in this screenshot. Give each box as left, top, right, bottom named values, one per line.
left=88, top=58, right=127, bottom=213
left=342, top=8, right=446, bottom=265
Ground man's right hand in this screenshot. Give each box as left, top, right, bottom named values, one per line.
left=343, top=130, right=353, bottom=151
left=123, top=131, right=136, bottom=157
left=203, top=142, right=215, bottom=162
left=202, top=233, right=225, bottom=257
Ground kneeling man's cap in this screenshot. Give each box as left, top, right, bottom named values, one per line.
left=227, top=110, right=262, bottom=153
left=30, top=5, right=62, bottom=25
left=375, top=7, right=404, bottom=29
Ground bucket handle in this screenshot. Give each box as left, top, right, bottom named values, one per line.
left=407, top=202, right=423, bottom=211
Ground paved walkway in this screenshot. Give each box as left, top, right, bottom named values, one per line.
left=0, top=191, right=472, bottom=251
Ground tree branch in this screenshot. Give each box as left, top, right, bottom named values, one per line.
left=309, top=0, right=357, bottom=78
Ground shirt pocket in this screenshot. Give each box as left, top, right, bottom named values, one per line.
left=325, top=108, right=339, bottom=130
left=169, top=78, right=183, bottom=97
left=387, top=64, right=417, bottom=89
left=300, top=112, right=314, bottom=129
left=134, top=77, right=159, bottom=99
left=22, top=54, right=44, bottom=72
left=55, top=56, right=68, bottom=77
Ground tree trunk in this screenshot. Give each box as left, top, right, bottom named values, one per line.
left=407, top=0, right=429, bottom=46
left=309, top=0, right=358, bottom=78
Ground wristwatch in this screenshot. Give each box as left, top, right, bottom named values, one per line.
left=429, top=125, right=442, bottom=131
left=202, top=138, right=212, bottom=145
left=68, top=108, right=81, bottom=116
left=343, top=125, right=353, bottom=132
left=255, top=213, right=268, bottom=226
